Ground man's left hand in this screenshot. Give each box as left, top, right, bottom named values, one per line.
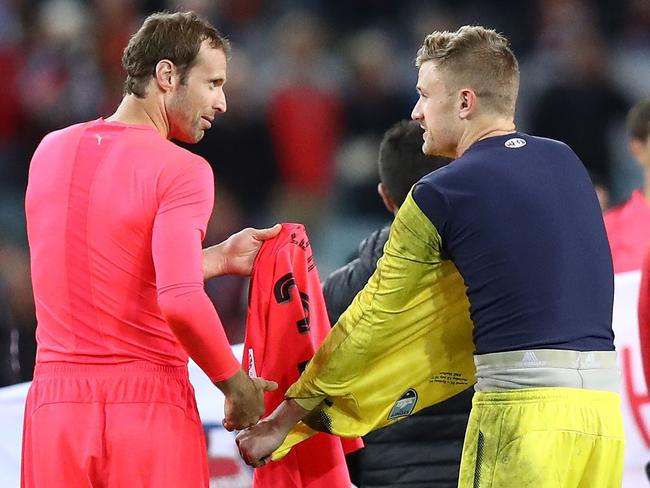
left=203, top=224, right=282, bottom=280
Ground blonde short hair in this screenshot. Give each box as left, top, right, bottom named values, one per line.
left=416, top=25, right=519, bottom=116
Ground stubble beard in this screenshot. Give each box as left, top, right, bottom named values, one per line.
left=168, top=88, right=204, bottom=144
left=191, top=117, right=205, bottom=143
left=171, top=111, right=203, bottom=144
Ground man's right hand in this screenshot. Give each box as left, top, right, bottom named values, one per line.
left=235, top=399, right=310, bottom=467
left=216, top=369, right=278, bottom=431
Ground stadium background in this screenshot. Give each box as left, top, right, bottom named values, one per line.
left=0, top=0, right=649, bottom=486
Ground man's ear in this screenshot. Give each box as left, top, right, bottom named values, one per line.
left=458, top=88, right=477, bottom=120
left=378, top=182, right=398, bottom=214
left=154, top=59, right=175, bottom=93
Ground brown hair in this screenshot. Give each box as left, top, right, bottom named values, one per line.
left=416, top=25, right=519, bottom=115
left=627, top=98, right=650, bottom=142
left=122, top=11, right=231, bottom=98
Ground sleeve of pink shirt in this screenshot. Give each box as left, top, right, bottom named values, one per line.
left=152, top=156, right=241, bottom=383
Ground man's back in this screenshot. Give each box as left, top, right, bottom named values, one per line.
left=26, top=119, right=212, bottom=365
left=413, top=133, right=615, bottom=354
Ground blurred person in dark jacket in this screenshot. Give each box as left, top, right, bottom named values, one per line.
left=323, top=120, right=472, bottom=488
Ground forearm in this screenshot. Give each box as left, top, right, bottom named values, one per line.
left=151, top=169, right=241, bottom=380
left=158, top=286, right=240, bottom=382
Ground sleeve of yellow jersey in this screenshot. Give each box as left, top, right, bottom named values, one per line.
left=273, top=191, right=476, bottom=460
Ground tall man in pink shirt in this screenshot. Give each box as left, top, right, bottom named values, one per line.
left=22, top=11, right=279, bottom=488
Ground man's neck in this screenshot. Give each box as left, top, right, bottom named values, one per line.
left=456, top=117, right=516, bottom=157
left=106, top=94, right=170, bottom=139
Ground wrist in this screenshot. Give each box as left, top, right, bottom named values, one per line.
left=202, top=243, right=228, bottom=280
left=214, top=368, right=250, bottom=397
left=268, top=399, right=309, bottom=434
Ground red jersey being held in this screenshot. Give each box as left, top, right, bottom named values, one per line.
left=244, top=223, right=362, bottom=487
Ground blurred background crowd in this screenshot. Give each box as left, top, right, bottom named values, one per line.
left=1, top=0, right=649, bottom=385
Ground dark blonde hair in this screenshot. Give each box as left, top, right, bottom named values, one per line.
left=122, top=11, right=230, bottom=98
left=416, top=26, right=519, bottom=115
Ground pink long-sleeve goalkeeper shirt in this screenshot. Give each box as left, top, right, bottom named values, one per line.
left=25, top=118, right=240, bottom=382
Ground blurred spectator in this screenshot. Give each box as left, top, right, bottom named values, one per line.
left=604, top=98, right=650, bottom=274
left=336, top=30, right=409, bottom=217
left=610, top=0, right=650, bottom=156
left=0, top=0, right=24, bottom=145
left=333, top=135, right=385, bottom=218
left=343, top=30, right=406, bottom=139
left=19, top=0, right=102, bottom=146
left=0, top=241, right=36, bottom=383
left=0, top=280, right=21, bottom=387
left=261, top=12, right=345, bottom=237
left=94, top=0, right=142, bottom=113
left=620, top=0, right=650, bottom=46
left=530, top=25, right=629, bottom=188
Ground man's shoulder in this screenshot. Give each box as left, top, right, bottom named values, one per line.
left=146, top=139, right=211, bottom=179
left=416, top=158, right=466, bottom=197
left=423, top=134, right=574, bottom=184
left=145, top=142, right=212, bottom=196
left=40, top=120, right=94, bottom=144
left=138, top=135, right=207, bottom=165
left=471, top=132, right=570, bottom=158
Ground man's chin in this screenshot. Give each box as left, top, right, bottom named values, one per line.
left=192, top=131, right=205, bottom=143
left=422, top=141, right=436, bottom=156
left=174, top=130, right=204, bottom=144
left=423, top=140, right=454, bottom=158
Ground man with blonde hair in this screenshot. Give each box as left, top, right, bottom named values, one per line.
left=237, top=26, right=624, bottom=488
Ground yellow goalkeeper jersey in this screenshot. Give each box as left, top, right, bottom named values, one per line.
left=273, top=191, right=475, bottom=460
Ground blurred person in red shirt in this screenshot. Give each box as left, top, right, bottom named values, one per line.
left=604, top=98, right=650, bottom=274
left=263, top=12, right=344, bottom=236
